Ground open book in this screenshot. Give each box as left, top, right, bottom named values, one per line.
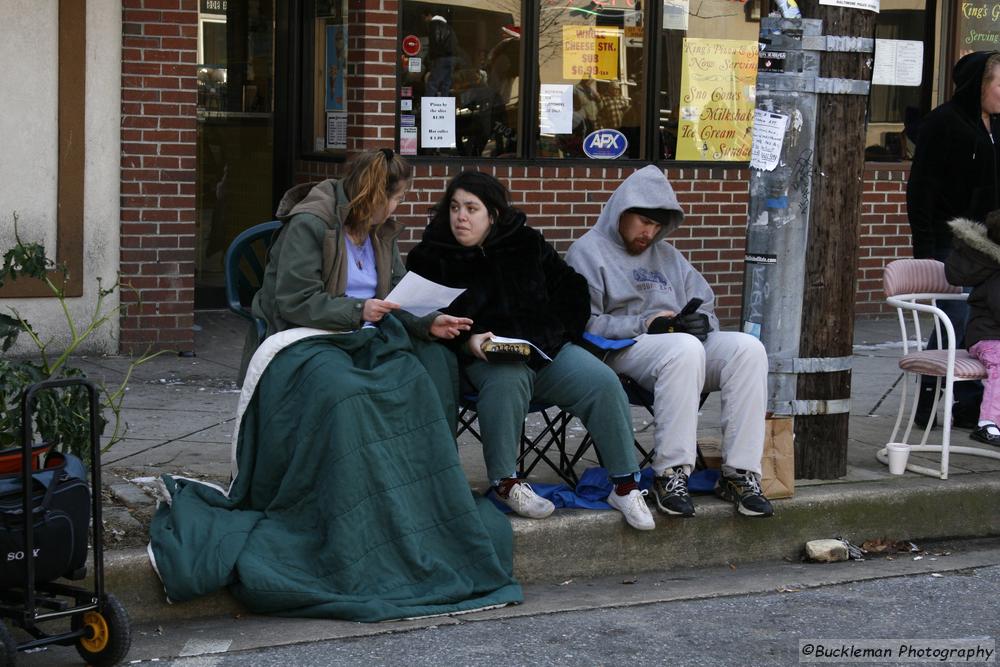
left=482, top=335, right=552, bottom=363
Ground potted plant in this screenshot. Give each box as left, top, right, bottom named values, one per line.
left=0, top=214, right=165, bottom=461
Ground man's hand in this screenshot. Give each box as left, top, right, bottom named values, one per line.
left=468, top=331, right=494, bottom=361
left=647, top=312, right=711, bottom=341
left=676, top=311, right=710, bottom=341
left=430, top=314, right=472, bottom=339
left=645, top=310, right=675, bottom=330
left=363, top=299, right=400, bottom=323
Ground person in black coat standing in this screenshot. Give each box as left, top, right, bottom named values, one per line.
left=906, top=50, right=1000, bottom=427
left=407, top=171, right=655, bottom=530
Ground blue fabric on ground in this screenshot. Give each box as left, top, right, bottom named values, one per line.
left=487, top=466, right=721, bottom=513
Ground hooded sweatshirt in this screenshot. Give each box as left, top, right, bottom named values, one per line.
left=907, top=51, right=1000, bottom=259
left=945, top=217, right=1000, bottom=348
left=251, top=178, right=434, bottom=338
left=564, top=165, right=720, bottom=339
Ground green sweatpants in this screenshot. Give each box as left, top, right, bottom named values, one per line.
left=463, top=342, right=638, bottom=484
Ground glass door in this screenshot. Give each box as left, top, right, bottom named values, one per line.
left=195, top=0, right=275, bottom=307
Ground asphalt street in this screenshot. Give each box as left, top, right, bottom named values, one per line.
left=164, top=566, right=1000, bottom=667
left=164, top=562, right=1000, bottom=667
left=18, top=538, right=1000, bottom=667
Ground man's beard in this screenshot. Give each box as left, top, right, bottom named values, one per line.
left=624, top=238, right=651, bottom=255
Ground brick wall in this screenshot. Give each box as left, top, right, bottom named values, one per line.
left=119, top=0, right=198, bottom=354
left=349, top=0, right=399, bottom=151
left=296, top=159, right=913, bottom=328
left=858, top=165, right=913, bottom=318
left=114, top=0, right=915, bottom=352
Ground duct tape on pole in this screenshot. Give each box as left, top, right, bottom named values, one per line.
left=741, top=18, right=822, bottom=416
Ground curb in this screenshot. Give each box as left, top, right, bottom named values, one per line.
left=103, top=473, right=1000, bottom=624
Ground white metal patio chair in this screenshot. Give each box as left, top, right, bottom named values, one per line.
left=876, top=259, right=999, bottom=478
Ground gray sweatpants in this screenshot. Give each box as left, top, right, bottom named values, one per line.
left=605, top=331, right=767, bottom=476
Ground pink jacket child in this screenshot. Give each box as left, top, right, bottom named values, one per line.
left=945, top=210, right=1000, bottom=445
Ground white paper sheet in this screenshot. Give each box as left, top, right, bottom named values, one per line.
left=539, top=84, right=573, bottom=135
left=872, top=39, right=923, bottom=87
left=750, top=109, right=789, bottom=172
left=385, top=272, right=465, bottom=317
left=421, top=97, right=456, bottom=148
left=819, top=0, right=878, bottom=11
left=488, top=336, right=553, bottom=362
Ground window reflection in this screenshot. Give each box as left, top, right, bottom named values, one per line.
left=398, top=2, right=522, bottom=157
left=536, top=0, right=645, bottom=159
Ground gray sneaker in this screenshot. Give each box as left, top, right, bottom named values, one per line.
left=497, top=480, right=555, bottom=519
left=653, top=468, right=695, bottom=517
left=714, top=469, right=774, bottom=517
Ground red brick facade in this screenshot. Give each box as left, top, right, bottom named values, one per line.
left=298, top=160, right=911, bottom=328
left=119, top=0, right=198, bottom=354
left=117, top=2, right=910, bottom=350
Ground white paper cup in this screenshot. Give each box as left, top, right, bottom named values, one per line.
left=886, top=442, right=910, bottom=475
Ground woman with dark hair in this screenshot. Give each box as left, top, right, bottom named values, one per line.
left=150, top=152, right=522, bottom=622
left=407, top=170, right=655, bottom=531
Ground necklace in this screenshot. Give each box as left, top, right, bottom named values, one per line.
left=346, top=236, right=371, bottom=270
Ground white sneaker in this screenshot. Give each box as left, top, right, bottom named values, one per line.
left=498, top=481, right=555, bottom=519
left=607, top=489, right=655, bottom=530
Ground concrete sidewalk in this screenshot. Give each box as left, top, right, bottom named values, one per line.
left=70, top=311, right=1000, bottom=624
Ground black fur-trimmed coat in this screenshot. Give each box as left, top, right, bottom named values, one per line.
left=945, top=217, right=1000, bottom=348
left=406, top=210, right=590, bottom=363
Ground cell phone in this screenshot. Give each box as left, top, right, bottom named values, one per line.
left=677, top=297, right=704, bottom=317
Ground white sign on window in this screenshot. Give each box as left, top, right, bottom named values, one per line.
left=539, top=84, right=573, bottom=135
left=421, top=97, right=456, bottom=148
left=819, top=0, right=879, bottom=12
left=662, top=0, right=689, bottom=31
left=872, top=39, right=923, bottom=87
left=326, top=112, right=347, bottom=150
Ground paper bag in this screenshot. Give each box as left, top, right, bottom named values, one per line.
left=695, top=417, right=794, bottom=499
left=761, top=417, right=794, bottom=499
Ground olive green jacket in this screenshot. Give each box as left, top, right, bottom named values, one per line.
left=240, top=179, right=437, bottom=377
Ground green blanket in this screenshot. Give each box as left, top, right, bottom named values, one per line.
left=148, top=318, right=522, bottom=621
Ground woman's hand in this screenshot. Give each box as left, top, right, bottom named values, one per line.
left=467, top=331, right=494, bottom=361
left=430, top=314, right=473, bottom=339
left=363, top=299, right=400, bottom=323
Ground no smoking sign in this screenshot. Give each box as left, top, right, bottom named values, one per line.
left=402, top=35, right=421, bottom=56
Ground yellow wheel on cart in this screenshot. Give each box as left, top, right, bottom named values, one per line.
left=72, top=594, right=131, bottom=667
left=78, top=611, right=108, bottom=652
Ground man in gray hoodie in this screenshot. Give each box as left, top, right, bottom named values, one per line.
left=566, top=165, right=773, bottom=518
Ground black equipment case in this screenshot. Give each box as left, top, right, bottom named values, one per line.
left=0, top=378, right=131, bottom=666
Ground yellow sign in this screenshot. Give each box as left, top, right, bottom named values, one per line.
left=676, top=38, right=757, bottom=161
left=562, top=26, right=620, bottom=80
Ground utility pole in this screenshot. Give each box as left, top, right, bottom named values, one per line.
left=795, top=0, right=876, bottom=478
left=741, top=3, right=875, bottom=478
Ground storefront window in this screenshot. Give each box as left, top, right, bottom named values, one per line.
left=860, top=1, right=931, bottom=161
left=656, top=0, right=758, bottom=161
left=534, top=0, right=646, bottom=159
left=301, top=0, right=349, bottom=157
left=397, top=1, right=523, bottom=157
left=195, top=0, right=275, bottom=307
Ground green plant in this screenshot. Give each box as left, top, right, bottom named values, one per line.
left=0, top=213, right=167, bottom=460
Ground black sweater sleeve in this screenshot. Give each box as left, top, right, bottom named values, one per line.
left=539, top=238, right=590, bottom=340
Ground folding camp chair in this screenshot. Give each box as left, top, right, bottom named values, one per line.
left=456, top=395, right=578, bottom=486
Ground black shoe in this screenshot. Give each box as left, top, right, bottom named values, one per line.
left=653, top=468, right=695, bottom=517
left=714, top=469, right=774, bottom=517
left=970, top=424, right=1000, bottom=446
left=913, top=412, right=938, bottom=429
